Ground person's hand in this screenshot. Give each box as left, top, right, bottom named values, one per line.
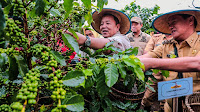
left=137, top=57, right=152, bottom=72
left=63, top=30, right=86, bottom=45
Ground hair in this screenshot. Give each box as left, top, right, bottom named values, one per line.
left=102, top=13, right=120, bottom=25
left=178, top=14, right=197, bottom=28
left=85, top=28, right=90, bottom=31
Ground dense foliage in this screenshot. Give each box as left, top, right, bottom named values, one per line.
left=121, top=2, right=160, bottom=34
left=0, top=0, right=168, bottom=112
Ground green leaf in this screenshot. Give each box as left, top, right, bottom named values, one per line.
left=145, top=70, right=153, bottom=76
left=62, top=33, right=79, bottom=54
left=84, top=12, right=93, bottom=26
left=13, top=55, right=28, bottom=77
left=104, top=97, right=112, bottom=111
left=81, top=0, right=91, bottom=9
left=8, top=56, right=19, bottom=81
left=161, top=70, right=169, bottom=78
left=0, top=4, right=6, bottom=32
left=47, top=20, right=61, bottom=26
left=40, top=105, right=46, bottom=112
left=63, top=0, right=73, bottom=18
left=68, top=27, right=79, bottom=40
left=63, top=95, right=84, bottom=111
left=50, top=50, right=66, bottom=66
left=35, top=0, right=46, bottom=16
left=170, top=54, right=176, bottom=58
left=62, top=71, right=85, bottom=87
left=79, top=79, right=86, bottom=88
left=134, top=66, right=144, bottom=81
left=0, top=86, right=6, bottom=97
left=28, top=8, right=36, bottom=18
left=96, top=69, right=110, bottom=98
left=50, top=8, right=61, bottom=16
left=136, top=109, right=147, bottom=112
left=133, top=58, right=145, bottom=70
left=0, top=71, right=9, bottom=80
left=105, top=41, right=114, bottom=48
left=117, top=62, right=126, bottom=79
left=145, top=83, right=155, bottom=92
left=0, top=54, right=6, bottom=68
left=3, top=4, right=12, bottom=15
left=91, top=64, right=100, bottom=76
left=153, top=69, right=159, bottom=74
left=82, top=69, right=93, bottom=77
left=112, top=100, right=134, bottom=110
left=104, top=63, right=119, bottom=87
left=122, top=55, right=144, bottom=81
left=84, top=76, right=95, bottom=90
left=97, top=0, right=107, bottom=11
left=13, top=79, right=23, bottom=84
left=122, top=56, right=136, bottom=68
left=89, top=100, right=100, bottom=112
left=103, top=46, right=122, bottom=53
left=7, top=90, right=18, bottom=103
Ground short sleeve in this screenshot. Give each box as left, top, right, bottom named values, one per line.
left=108, top=36, right=131, bottom=51
left=145, top=37, right=155, bottom=52
left=148, top=45, right=163, bottom=58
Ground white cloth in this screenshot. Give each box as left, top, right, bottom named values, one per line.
left=108, top=32, right=131, bottom=51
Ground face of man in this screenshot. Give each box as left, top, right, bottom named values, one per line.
left=85, top=30, right=95, bottom=38
left=131, top=22, right=142, bottom=33
left=100, top=15, right=120, bottom=38
left=168, top=15, right=192, bottom=41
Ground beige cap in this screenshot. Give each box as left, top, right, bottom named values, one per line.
left=131, top=17, right=143, bottom=24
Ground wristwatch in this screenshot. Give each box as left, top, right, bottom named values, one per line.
left=84, top=36, right=91, bottom=47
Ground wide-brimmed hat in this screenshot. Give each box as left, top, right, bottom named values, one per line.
left=91, top=8, right=131, bottom=35
left=152, top=9, right=200, bottom=34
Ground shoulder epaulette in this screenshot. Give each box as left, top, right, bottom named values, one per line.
left=162, top=39, right=175, bottom=45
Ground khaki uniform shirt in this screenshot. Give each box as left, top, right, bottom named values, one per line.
left=148, top=32, right=200, bottom=92
left=145, top=34, right=167, bottom=52
left=108, top=32, right=131, bottom=51
left=126, top=32, right=151, bottom=56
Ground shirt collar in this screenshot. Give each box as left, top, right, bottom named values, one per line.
left=112, top=31, right=122, bottom=37
left=172, top=32, right=198, bottom=47
left=185, top=32, right=198, bottom=47
left=132, top=31, right=142, bottom=37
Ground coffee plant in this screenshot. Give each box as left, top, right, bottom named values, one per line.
left=0, top=0, right=168, bottom=112
left=121, top=2, right=160, bottom=34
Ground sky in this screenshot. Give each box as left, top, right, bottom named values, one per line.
left=103, top=0, right=199, bottom=14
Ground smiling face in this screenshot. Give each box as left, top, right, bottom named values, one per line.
left=168, top=14, right=194, bottom=41
left=99, top=15, right=120, bottom=38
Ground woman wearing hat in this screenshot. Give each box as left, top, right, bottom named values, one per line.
left=66, top=8, right=131, bottom=53
left=138, top=9, right=200, bottom=112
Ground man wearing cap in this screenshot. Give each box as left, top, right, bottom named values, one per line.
left=65, top=8, right=131, bottom=54
left=126, top=17, right=151, bottom=56
left=138, top=9, right=200, bottom=112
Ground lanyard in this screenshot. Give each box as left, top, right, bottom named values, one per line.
left=173, top=43, right=183, bottom=79
left=173, top=43, right=184, bottom=112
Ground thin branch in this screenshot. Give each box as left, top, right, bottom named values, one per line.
left=29, top=25, right=36, bottom=32
left=26, top=0, right=34, bottom=8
